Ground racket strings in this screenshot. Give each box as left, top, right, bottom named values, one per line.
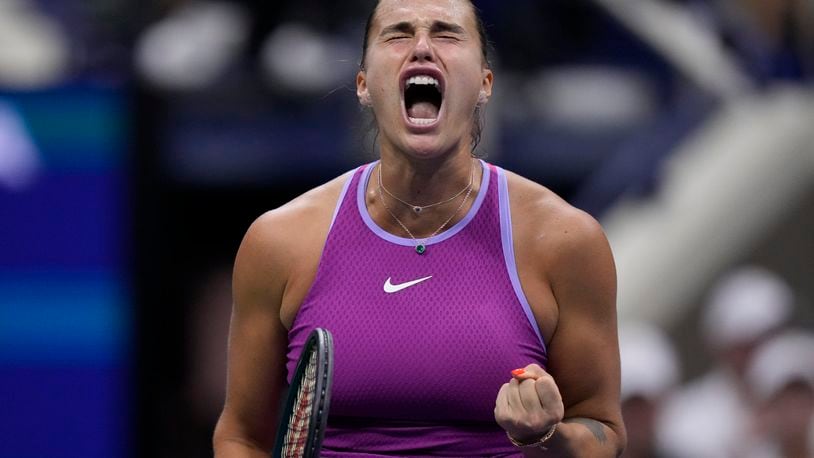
left=282, top=350, right=318, bottom=457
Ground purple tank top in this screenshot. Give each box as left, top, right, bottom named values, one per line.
left=287, top=161, right=547, bottom=457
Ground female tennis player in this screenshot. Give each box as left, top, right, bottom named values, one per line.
left=213, top=0, right=626, bottom=456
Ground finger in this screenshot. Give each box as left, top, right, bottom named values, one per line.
left=511, top=363, right=548, bottom=382
left=518, top=377, right=545, bottom=413
left=522, top=363, right=547, bottom=378
left=534, top=374, right=564, bottom=418
left=505, top=377, right=524, bottom=410
left=494, top=383, right=510, bottom=419
left=495, top=383, right=509, bottom=410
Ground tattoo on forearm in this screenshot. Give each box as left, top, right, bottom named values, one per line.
left=564, top=418, right=607, bottom=445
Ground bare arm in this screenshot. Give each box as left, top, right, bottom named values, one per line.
left=213, top=214, right=290, bottom=457
left=212, top=174, right=346, bottom=457
left=496, top=181, right=625, bottom=457
left=538, top=211, right=625, bottom=456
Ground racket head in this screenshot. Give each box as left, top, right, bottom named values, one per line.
left=273, top=327, right=334, bottom=458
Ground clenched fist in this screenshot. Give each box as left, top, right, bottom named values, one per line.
left=495, top=364, right=564, bottom=445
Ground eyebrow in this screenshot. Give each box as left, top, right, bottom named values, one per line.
left=380, top=21, right=414, bottom=36
left=379, top=20, right=466, bottom=37
left=430, top=21, right=466, bottom=35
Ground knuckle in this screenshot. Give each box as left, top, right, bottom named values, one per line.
left=508, top=416, right=542, bottom=433
left=535, top=372, right=554, bottom=384
left=519, top=378, right=535, bottom=388
left=528, top=415, right=546, bottom=429
left=509, top=418, right=526, bottom=430
left=535, top=376, right=557, bottom=391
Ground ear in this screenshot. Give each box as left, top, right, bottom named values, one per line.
left=478, top=69, right=494, bottom=106
left=356, top=70, right=372, bottom=106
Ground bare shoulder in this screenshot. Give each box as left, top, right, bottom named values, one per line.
left=247, top=171, right=352, bottom=246
left=234, top=170, right=355, bottom=299
left=216, top=172, right=356, bottom=454
left=504, top=170, right=609, bottom=265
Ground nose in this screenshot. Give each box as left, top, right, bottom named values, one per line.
left=410, top=32, right=435, bottom=62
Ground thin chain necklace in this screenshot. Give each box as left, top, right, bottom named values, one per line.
left=378, top=161, right=475, bottom=215
left=376, top=162, right=476, bottom=255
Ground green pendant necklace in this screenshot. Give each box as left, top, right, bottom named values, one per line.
left=377, top=162, right=475, bottom=255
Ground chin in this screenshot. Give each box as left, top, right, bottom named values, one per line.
left=401, top=138, right=456, bottom=161
left=380, top=126, right=467, bottom=161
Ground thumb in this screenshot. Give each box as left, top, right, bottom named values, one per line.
left=510, top=363, right=547, bottom=381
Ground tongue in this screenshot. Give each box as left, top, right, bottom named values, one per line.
left=407, top=101, right=439, bottom=120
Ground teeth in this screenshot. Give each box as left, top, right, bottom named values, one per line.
left=408, top=117, right=435, bottom=125
left=406, top=75, right=440, bottom=89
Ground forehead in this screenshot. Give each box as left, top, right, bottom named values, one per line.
left=373, top=0, right=476, bottom=32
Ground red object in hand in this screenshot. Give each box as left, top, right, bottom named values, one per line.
left=511, top=368, right=525, bottom=377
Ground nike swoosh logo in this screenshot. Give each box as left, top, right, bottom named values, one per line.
left=383, top=275, right=433, bottom=293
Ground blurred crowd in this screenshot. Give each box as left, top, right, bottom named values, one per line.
left=620, top=265, right=814, bottom=458
left=128, top=0, right=813, bottom=214
left=4, top=0, right=812, bottom=203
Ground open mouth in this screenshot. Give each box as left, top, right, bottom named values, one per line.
left=404, top=75, right=443, bottom=126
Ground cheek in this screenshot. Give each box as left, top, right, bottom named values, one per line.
left=446, top=62, right=488, bottom=98
left=446, top=78, right=483, bottom=113
left=364, top=74, right=396, bottom=106
left=363, top=60, right=398, bottom=96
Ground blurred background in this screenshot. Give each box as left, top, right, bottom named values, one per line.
left=0, top=0, right=812, bottom=456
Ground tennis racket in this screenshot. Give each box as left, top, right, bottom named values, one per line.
left=272, top=327, right=334, bottom=458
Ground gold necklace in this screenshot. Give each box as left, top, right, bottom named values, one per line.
left=378, top=161, right=475, bottom=215
left=376, top=162, right=475, bottom=255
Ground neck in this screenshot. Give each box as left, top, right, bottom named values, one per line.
left=365, top=149, right=483, bottom=242
left=378, top=149, right=476, bottom=206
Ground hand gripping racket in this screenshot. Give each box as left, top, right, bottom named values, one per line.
left=272, top=328, right=334, bottom=458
